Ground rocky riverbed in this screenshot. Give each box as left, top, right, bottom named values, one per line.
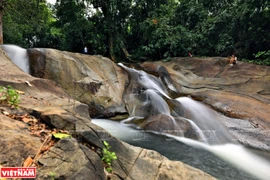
left=1, top=46, right=270, bottom=179
left=0, top=47, right=215, bottom=179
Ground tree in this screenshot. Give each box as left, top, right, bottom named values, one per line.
left=0, top=0, right=4, bottom=44
left=54, top=0, right=89, bottom=52
left=3, top=0, right=57, bottom=48
left=2, top=0, right=269, bottom=64
left=87, top=0, right=132, bottom=61
left=232, top=0, right=270, bottom=59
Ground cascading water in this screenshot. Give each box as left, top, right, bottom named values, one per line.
left=183, top=117, right=208, bottom=143
left=93, top=63, right=270, bottom=180
left=1, top=44, right=30, bottom=74
left=175, top=97, right=235, bottom=145
left=164, top=135, right=270, bottom=180
left=118, top=63, right=170, bottom=99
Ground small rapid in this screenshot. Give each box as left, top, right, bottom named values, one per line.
left=175, top=97, right=235, bottom=144
left=1, top=44, right=30, bottom=74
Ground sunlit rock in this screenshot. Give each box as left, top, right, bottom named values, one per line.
left=28, top=49, right=127, bottom=118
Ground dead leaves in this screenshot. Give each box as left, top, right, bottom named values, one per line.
left=22, top=114, right=38, bottom=124
left=1, top=112, right=38, bottom=126
left=1, top=111, right=71, bottom=168
left=16, top=90, right=25, bottom=95
left=23, top=156, right=34, bottom=167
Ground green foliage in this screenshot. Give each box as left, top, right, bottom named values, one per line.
left=49, top=172, right=55, bottom=180
left=2, top=0, right=270, bottom=64
left=101, top=141, right=117, bottom=173
left=130, top=1, right=182, bottom=59
left=250, top=50, right=270, bottom=66
left=0, top=85, right=20, bottom=108
left=255, top=50, right=270, bottom=59
left=3, top=0, right=57, bottom=48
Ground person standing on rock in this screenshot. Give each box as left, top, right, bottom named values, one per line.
left=83, top=46, right=88, bottom=54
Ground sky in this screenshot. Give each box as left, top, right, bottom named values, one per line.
left=47, top=0, right=56, bottom=4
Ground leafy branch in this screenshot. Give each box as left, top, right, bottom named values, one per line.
left=101, top=141, right=117, bottom=173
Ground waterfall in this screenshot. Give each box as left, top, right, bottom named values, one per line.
left=118, top=63, right=170, bottom=99
left=175, top=97, right=235, bottom=144
left=1, top=44, right=30, bottom=74
left=119, top=63, right=233, bottom=144
left=184, top=118, right=208, bottom=143
left=106, top=63, right=270, bottom=180
left=140, top=89, right=171, bottom=115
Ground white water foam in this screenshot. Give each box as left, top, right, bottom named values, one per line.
left=163, top=134, right=270, bottom=180
left=184, top=118, right=208, bottom=143
left=1, top=44, right=30, bottom=74
left=120, top=116, right=144, bottom=126
left=118, top=63, right=171, bottom=99
left=176, top=97, right=234, bottom=144
left=92, top=119, right=142, bottom=141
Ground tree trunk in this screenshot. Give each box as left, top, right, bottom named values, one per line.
left=0, top=0, right=4, bottom=44
left=100, top=0, right=116, bottom=62
left=108, top=33, right=116, bottom=62
left=99, top=0, right=133, bottom=62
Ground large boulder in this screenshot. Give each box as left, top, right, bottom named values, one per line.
left=141, top=114, right=198, bottom=139
left=28, top=48, right=127, bottom=118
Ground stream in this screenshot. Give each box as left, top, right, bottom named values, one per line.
left=92, top=119, right=270, bottom=180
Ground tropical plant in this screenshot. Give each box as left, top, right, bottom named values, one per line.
left=101, top=141, right=117, bottom=173
left=0, top=85, right=20, bottom=108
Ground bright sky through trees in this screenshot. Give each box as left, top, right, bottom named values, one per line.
left=47, top=0, right=56, bottom=4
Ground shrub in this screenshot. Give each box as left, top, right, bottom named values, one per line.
left=101, top=141, right=117, bottom=173
left=0, top=85, right=20, bottom=108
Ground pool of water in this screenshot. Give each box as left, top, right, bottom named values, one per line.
left=92, top=119, right=270, bottom=180
left=126, top=133, right=257, bottom=180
